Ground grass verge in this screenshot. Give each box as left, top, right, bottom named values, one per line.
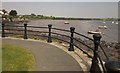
left=2, top=44, right=36, bottom=71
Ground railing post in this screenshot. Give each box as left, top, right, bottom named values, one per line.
left=68, top=27, right=75, bottom=51
left=90, top=34, right=102, bottom=73
left=24, top=23, right=28, bottom=39
left=2, top=23, right=5, bottom=37
left=47, top=24, right=52, bottom=43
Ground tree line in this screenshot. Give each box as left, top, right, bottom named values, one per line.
left=2, top=9, right=17, bottom=22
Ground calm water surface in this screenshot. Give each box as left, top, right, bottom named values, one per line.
left=27, top=20, right=118, bottom=43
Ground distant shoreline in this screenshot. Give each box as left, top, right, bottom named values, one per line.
left=2, top=14, right=119, bottom=24
left=25, top=17, right=119, bottom=21
left=16, top=15, right=119, bottom=21
left=2, top=18, right=118, bottom=25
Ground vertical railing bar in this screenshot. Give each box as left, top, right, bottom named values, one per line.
left=99, top=44, right=109, bottom=61
left=90, top=34, right=102, bottom=73
left=68, top=27, right=75, bottom=51
left=47, top=24, right=52, bottom=43
left=2, top=23, right=5, bottom=37
left=24, top=23, right=28, bottom=39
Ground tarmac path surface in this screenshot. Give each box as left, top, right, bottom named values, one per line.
left=2, top=38, right=83, bottom=71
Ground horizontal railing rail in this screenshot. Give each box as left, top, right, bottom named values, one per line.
left=52, top=27, right=70, bottom=32
left=4, top=25, right=24, bottom=27
left=73, top=38, right=94, bottom=51
left=51, top=32, right=70, bottom=38
left=27, top=25, right=48, bottom=29
left=98, top=54, right=107, bottom=73
left=4, top=28, right=24, bottom=31
left=73, top=44, right=93, bottom=58
left=74, top=31, right=94, bottom=41
left=99, top=45, right=109, bottom=61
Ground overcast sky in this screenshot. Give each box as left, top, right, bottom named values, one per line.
left=2, top=2, right=119, bottom=18
left=1, top=0, right=120, bottom=2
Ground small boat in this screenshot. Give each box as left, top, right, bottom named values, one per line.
left=64, top=21, right=69, bottom=24
left=103, top=21, right=106, bottom=23
left=115, top=22, right=118, bottom=24
left=112, top=21, right=114, bottom=24
left=88, top=31, right=101, bottom=34
left=98, top=26, right=107, bottom=29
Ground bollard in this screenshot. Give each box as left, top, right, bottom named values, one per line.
left=24, top=24, right=28, bottom=39
left=105, top=61, right=120, bottom=73
left=90, top=34, right=102, bottom=73
left=2, top=23, right=5, bottom=37
left=68, top=27, right=75, bottom=51
left=47, top=24, right=52, bottom=43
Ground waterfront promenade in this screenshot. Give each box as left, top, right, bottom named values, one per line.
left=2, top=38, right=83, bottom=71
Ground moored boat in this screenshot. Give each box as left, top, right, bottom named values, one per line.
left=98, top=26, right=107, bottom=29
left=115, top=22, right=118, bottom=24
left=64, top=21, right=69, bottom=24
left=112, top=21, right=114, bottom=24
left=88, top=31, right=101, bottom=34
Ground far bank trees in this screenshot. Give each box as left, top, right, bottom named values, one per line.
left=9, top=10, right=17, bottom=22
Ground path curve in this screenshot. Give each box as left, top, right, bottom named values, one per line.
left=2, top=38, right=83, bottom=71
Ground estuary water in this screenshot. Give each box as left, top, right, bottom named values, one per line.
left=26, top=20, right=118, bottom=43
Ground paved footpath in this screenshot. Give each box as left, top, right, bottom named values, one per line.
left=2, top=38, right=83, bottom=71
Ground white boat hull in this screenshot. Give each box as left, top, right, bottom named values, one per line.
left=88, top=31, right=101, bottom=34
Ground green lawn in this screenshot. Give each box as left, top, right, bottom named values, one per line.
left=2, top=44, right=36, bottom=71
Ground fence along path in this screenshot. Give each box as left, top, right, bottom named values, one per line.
left=2, top=23, right=120, bottom=73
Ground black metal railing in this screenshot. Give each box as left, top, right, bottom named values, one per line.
left=1, top=23, right=120, bottom=73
